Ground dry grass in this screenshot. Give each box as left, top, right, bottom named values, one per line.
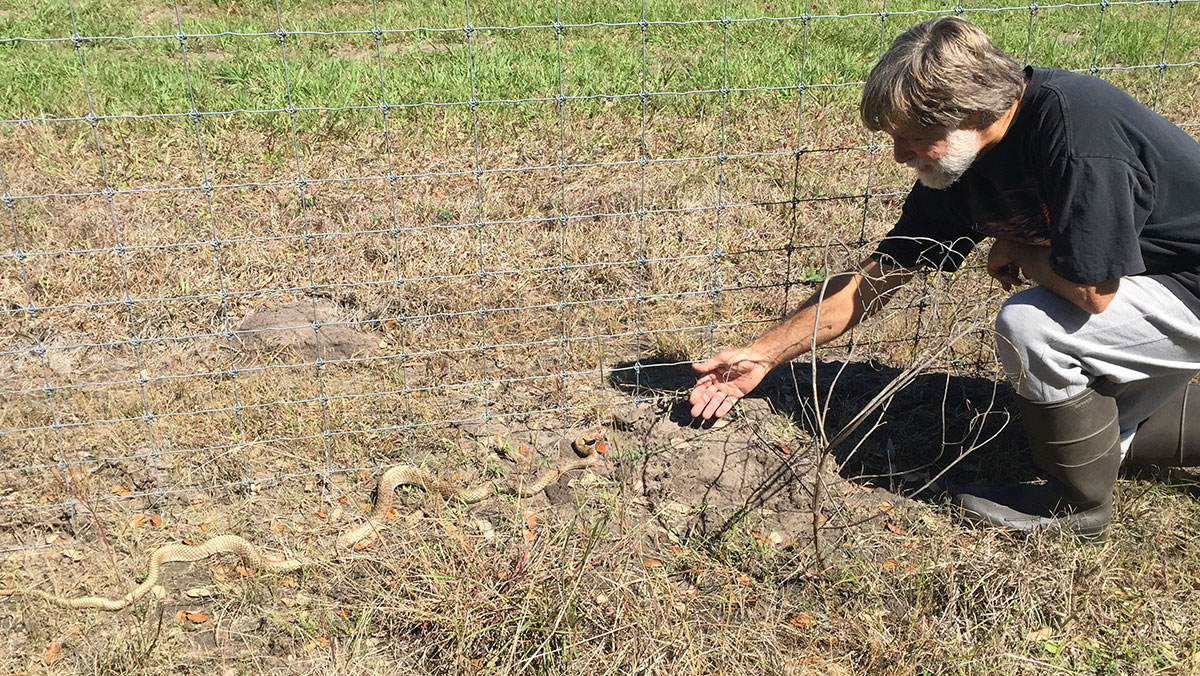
left=3, top=83, right=1200, bottom=674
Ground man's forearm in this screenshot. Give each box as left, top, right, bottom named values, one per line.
left=1013, top=245, right=1118, bottom=314
left=748, top=261, right=909, bottom=368
left=748, top=279, right=862, bottom=367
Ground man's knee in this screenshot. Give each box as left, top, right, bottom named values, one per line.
left=994, top=286, right=1075, bottom=352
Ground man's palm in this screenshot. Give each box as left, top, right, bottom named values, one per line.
left=688, top=351, right=772, bottom=419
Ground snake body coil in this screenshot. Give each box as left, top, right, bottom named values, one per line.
left=0, top=428, right=604, bottom=611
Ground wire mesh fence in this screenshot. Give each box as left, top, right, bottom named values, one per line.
left=1, top=0, right=1197, bottom=552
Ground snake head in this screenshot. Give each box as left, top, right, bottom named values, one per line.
left=571, top=425, right=607, bottom=458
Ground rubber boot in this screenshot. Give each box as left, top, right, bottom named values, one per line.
left=952, top=388, right=1121, bottom=542
left=1126, top=383, right=1200, bottom=467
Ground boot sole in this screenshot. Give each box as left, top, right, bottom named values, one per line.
left=952, top=493, right=1110, bottom=543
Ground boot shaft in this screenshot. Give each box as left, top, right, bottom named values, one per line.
left=1017, top=389, right=1121, bottom=509
left=1127, top=382, right=1200, bottom=467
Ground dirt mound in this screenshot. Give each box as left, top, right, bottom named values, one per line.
left=235, top=299, right=379, bottom=360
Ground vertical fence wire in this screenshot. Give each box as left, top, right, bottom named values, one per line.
left=369, top=0, right=417, bottom=466
left=271, top=0, right=337, bottom=484
left=172, top=0, right=253, bottom=496
left=66, top=0, right=166, bottom=515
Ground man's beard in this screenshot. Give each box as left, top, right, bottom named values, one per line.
left=907, top=128, right=980, bottom=190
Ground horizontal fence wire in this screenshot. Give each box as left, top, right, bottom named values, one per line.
left=0, top=0, right=1196, bottom=551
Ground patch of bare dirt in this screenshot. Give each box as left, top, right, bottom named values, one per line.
left=235, top=298, right=381, bottom=360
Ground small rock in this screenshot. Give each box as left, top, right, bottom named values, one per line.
left=474, top=518, right=496, bottom=542
left=612, top=404, right=655, bottom=432
left=185, top=588, right=213, bottom=598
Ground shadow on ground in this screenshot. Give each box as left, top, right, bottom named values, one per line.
left=609, top=355, right=1036, bottom=491
left=602, top=355, right=1043, bottom=556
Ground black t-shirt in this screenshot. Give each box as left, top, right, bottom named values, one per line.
left=873, top=66, right=1200, bottom=316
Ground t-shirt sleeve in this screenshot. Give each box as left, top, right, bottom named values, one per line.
left=1031, top=86, right=1155, bottom=284
left=1038, top=154, right=1153, bottom=284
left=871, top=183, right=983, bottom=271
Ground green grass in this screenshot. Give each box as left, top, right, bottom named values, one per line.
left=2, top=0, right=1197, bottom=126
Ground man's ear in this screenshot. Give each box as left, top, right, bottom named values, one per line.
left=959, top=110, right=998, bottom=131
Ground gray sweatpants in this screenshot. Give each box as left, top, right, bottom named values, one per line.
left=994, top=276, right=1200, bottom=453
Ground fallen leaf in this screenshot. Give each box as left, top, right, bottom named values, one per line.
left=525, top=515, right=540, bottom=531
left=523, top=530, right=536, bottom=543
left=316, top=510, right=327, bottom=519
left=185, top=611, right=209, bottom=624
left=199, top=523, right=214, bottom=532
left=885, top=522, right=908, bottom=536
left=359, top=502, right=373, bottom=513
left=338, top=493, right=348, bottom=504
left=1027, top=627, right=1054, bottom=642
left=773, top=442, right=793, bottom=455
left=175, top=610, right=186, bottom=621
left=60, top=549, right=86, bottom=563
left=385, top=507, right=400, bottom=521
left=440, top=522, right=458, bottom=533
left=150, top=514, right=163, bottom=527
left=878, top=501, right=893, bottom=512
left=235, top=566, right=254, bottom=577
left=451, top=472, right=461, bottom=482
left=212, top=565, right=229, bottom=582
left=112, top=485, right=131, bottom=497
left=353, top=536, right=376, bottom=551
left=789, top=614, right=812, bottom=628
left=518, top=444, right=530, bottom=456
left=312, top=636, right=329, bottom=648
left=881, top=559, right=898, bottom=571
left=280, top=577, right=296, bottom=588
left=43, top=642, right=60, bottom=665
left=642, top=559, right=663, bottom=568
left=129, top=514, right=148, bottom=528
left=595, top=440, right=607, bottom=454
left=271, top=522, right=286, bottom=532
left=736, top=575, right=754, bottom=587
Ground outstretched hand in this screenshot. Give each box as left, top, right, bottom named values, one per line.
left=688, top=348, right=774, bottom=419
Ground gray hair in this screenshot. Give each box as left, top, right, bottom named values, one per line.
left=860, top=17, right=1025, bottom=133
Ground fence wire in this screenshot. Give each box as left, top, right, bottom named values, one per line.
left=1, top=0, right=1197, bottom=552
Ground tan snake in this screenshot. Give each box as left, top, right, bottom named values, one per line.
left=0, top=427, right=605, bottom=611
left=335, top=426, right=605, bottom=550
